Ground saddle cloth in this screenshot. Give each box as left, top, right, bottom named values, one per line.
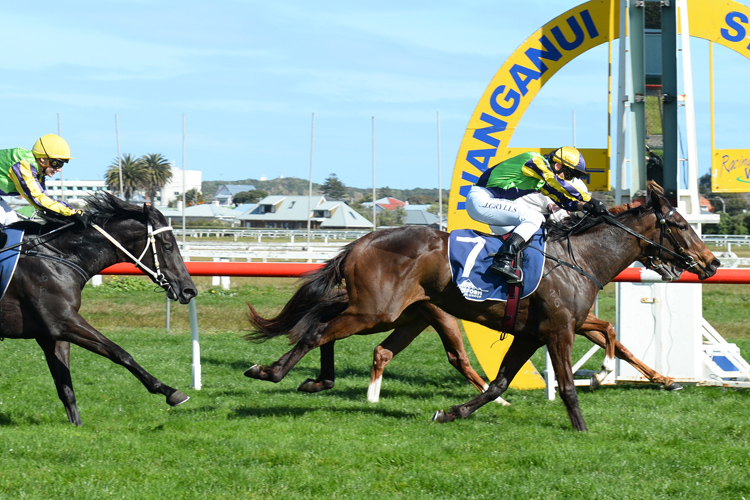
left=0, top=228, right=24, bottom=300
left=448, top=228, right=546, bottom=302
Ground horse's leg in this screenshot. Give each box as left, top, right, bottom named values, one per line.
left=367, top=322, right=426, bottom=403
left=60, top=316, right=189, bottom=407
left=433, top=335, right=541, bottom=423
left=546, top=330, right=588, bottom=431
left=297, top=340, right=336, bottom=393
left=245, top=312, right=384, bottom=383
left=424, top=304, right=510, bottom=406
left=577, top=313, right=616, bottom=389
left=578, top=328, right=682, bottom=391
left=36, top=338, right=82, bottom=426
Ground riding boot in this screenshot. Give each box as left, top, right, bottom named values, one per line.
left=489, top=233, right=526, bottom=284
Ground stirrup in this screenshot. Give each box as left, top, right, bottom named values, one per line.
left=489, top=261, right=523, bottom=284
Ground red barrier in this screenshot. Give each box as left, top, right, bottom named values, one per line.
left=102, top=261, right=324, bottom=277
left=101, top=262, right=747, bottom=283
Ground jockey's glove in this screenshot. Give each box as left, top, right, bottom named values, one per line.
left=70, top=211, right=87, bottom=230
left=583, top=199, right=608, bottom=216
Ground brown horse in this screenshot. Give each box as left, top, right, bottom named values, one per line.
left=0, top=193, right=197, bottom=425
left=245, top=182, right=718, bottom=430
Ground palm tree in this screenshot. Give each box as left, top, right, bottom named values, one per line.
left=139, top=153, right=173, bottom=205
left=104, top=153, right=147, bottom=203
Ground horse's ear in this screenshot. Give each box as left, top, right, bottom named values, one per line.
left=647, top=180, right=668, bottom=213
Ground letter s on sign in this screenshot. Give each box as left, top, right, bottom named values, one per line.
left=721, top=11, right=748, bottom=43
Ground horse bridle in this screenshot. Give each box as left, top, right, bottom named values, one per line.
left=91, top=222, right=174, bottom=292
left=602, top=208, right=700, bottom=274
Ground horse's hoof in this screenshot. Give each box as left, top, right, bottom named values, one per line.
left=297, top=378, right=334, bottom=393
left=244, top=365, right=262, bottom=379
left=493, top=396, right=511, bottom=407
left=432, top=410, right=447, bottom=423
left=665, top=382, right=683, bottom=391
left=589, top=376, right=601, bottom=390
left=167, top=390, right=190, bottom=407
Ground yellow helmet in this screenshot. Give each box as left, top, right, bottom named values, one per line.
left=32, top=134, right=73, bottom=160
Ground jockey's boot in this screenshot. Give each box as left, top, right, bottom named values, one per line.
left=489, top=232, right=525, bottom=284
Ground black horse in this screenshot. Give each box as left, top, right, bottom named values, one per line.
left=0, top=193, right=197, bottom=425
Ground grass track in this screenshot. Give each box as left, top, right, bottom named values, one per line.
left=0, top=280, right=748, bottom=499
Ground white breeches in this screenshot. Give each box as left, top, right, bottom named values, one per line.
left=465, top=186, right=545, bottom=242
left=0, top=199, right=19, bottom=227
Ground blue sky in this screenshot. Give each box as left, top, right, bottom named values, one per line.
left=2, top=1, right=748, bottom=190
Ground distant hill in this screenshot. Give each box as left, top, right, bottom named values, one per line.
left=202, top=177, right=448, bottom=204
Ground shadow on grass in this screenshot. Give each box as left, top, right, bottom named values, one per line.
left=226, top=403, right=416, bottom=420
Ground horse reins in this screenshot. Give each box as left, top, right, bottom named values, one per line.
left=600, top=208, right=701, bottom=274
left=91, top=223, right=174, bottom=292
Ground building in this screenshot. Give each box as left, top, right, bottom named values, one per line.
left=45, top=179, right=108, bottom=207
left=158, top=166, right=203, bottom=207
left=238, top=195, right=372, bottom=230
left=158, top=202, right=241, bottom=226
left=213, top=184, right=257, bottom=206
left=361, top=196, right=406, bottom=212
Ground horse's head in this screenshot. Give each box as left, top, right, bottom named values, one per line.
left=143, top=203, right=198, bottom=304
left=645, top=181, right=720, bottom=280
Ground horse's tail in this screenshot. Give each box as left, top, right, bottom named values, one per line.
left=245, top=244, right=352, bottom=344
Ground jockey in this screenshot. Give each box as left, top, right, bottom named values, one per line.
left=465, top=146, right=608, bottom=284
left=0, top=134, right=85, bottom=236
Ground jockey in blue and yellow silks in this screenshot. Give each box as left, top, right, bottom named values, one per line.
left=465, top=147, right=608, bottom=284
left=0, top=134, right=85, bottom=232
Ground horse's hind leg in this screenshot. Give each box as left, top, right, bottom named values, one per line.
left=246, top=312, right=383, bottom=384
left=36, top=338, right=82, bottom=426
left=297, top=341, right=336, bottom=393
left=433, top=335, right=541, bottom=424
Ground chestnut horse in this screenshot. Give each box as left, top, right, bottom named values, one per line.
left=245, top=182, right=718, bottom=431
left=0, top=193, right=197, bottom=425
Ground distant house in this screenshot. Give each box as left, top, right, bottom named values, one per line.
left=361, top=196, right=406, bottom=212
left=158, top=203, right=240, bottom=226
left=700, top=196, right=714, bottom=214
left=238, top=195, right=373, bottom=230
left=213, top=184, right=257, bottom=206
left=404, top=205, right=444, bottom=229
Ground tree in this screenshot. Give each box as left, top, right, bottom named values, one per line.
left=139, top=153, right=173, bottom=204
left=233, top=190, right=268, bottom=204
left=104, top=153, right=147, bottom=203
left=184, top=188, right=205, bottom=206
left=322, top=173, right=347, bottom=200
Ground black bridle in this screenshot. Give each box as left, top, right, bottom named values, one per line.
left=601, top=208, right=701, bottom=274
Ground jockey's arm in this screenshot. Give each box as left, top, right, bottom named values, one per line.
left=9, top=160, right=75, bottom=216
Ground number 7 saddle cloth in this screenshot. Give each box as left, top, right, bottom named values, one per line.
left=448, top=228, right=547, bottom=302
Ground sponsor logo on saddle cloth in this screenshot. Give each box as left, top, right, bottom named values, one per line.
left=448, top=228, right=546, bottom=302
left=0, top=228, right=24, bottom=300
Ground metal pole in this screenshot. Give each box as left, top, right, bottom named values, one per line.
left=189, top=298, right=201, bottom=390
left=372, top=116, right=376, bottom=230
left=58, top=113, right=65, bottom=203
left=182, top=114, right=186, bottom=246
left=615, top=0, right=628, bottom=204
left=307, top=112, right=314, bottom=248
left=437, top=111, right=443, bottom=228
left=116, top=114, right=123, bottom=199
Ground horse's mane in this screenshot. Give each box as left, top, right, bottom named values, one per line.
left=26, top=192, right=149, bottom=231
left=545, top=201, right=653, bottom=241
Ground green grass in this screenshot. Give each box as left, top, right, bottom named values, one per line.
left=0, top=279, right=748, bottom=499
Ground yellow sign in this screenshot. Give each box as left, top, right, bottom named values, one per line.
left=448, top=0, right=750, bottom=388
left=712, top=149, right=750, bottom=192
left=499, top=147, right=610, bottom=192
left=448, top=0, right=617, bottom=389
